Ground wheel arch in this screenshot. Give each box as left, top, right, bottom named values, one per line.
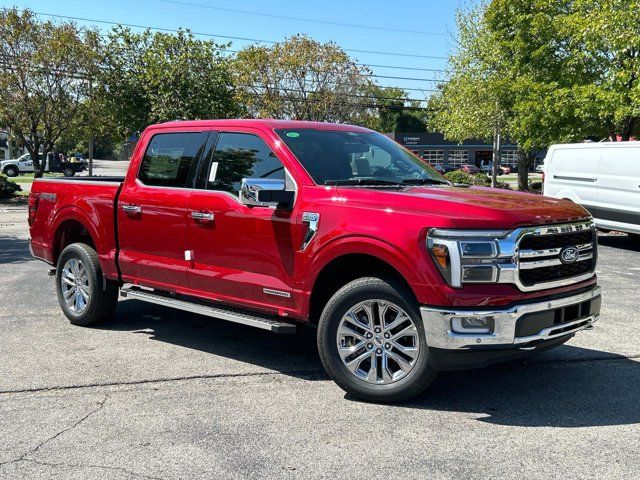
left=307, top=245, right=421, bottom=324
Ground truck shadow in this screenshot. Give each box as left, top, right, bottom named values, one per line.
left=0, top=235, right=33, bottom=265
left=103, top=298, right=325, bottom=378
left=104, top=299, right=640, bottom=428
left=404, top=350, right=640, bottom=427
left=597, top=233, right=640, bottom=252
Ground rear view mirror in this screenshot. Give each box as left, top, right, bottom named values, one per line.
left=240, top=178, right=294, bottom=209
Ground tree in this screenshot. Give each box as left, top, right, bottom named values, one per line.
left=428, top=6, right=512, bottom=188
left=233, top=35, right=375, bottom=123
left=367, top=86, right=429, bottom=133
left=0, top=9, right=100, bottom=177
left=98, top=27, right=239, bottom=139
left=486, top=0, right=640, bottom=142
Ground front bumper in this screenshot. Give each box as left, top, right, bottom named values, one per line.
left=421, top=286, right=601, bottom=351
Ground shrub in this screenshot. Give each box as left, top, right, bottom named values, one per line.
left=529, top=181, right=543, bottom=194
left=444, top=170, right=491, bottom=187
left=0, top=174, right=22, bottom=199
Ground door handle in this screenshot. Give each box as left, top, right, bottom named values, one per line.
left=122, top=204, right=142, bottom=214
left=190, top=211, right=215, bottom=222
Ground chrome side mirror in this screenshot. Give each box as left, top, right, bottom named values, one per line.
left=240, top=178, right=294, bottom=209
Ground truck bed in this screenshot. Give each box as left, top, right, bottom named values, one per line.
left=29, top=176, right=124, bottom=280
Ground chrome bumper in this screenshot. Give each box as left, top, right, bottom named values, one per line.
left=421, top=286, right=601, bottom=350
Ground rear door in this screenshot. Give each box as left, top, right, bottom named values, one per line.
left=596, top=146, right=640, bottom=232
left=117, top=129, right=209, bottom=291
left=187, top=129, right=298, bottom=314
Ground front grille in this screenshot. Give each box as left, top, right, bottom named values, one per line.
left=520, top=259, right=594, bottom=286
left=519, top=229, right=593, bottom=251
left=517, top=224, right=596, bottom=288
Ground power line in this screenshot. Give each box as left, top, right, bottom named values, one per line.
left=156, top=0, right=448, bottom=37
left=22, top=9, right=449, bottom=61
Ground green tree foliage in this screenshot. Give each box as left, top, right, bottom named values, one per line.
left=98, top=27, right=239, bottom=138
left=0, top=9, right=100, bottom=177
left=486, top=0, right=640, bottom=142
left=432, top=0, right=640, bottom=191
left=233, top=35, right=375, bottom=123
left=428, top=6, right=512, bottom=188
left=367, top=86, right=429, bottom=133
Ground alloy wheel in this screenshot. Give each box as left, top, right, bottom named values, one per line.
left=60, top=258, right=91, bottom=314
left=336, top=300, right=420, bottom=384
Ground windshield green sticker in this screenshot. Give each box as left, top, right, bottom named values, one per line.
left=286, top=132, right=300, bottom=138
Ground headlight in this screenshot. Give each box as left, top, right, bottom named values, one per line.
left=427, top=229, right=511, bottom=288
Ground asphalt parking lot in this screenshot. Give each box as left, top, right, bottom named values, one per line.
left=1, top=201, right=639, bottom=479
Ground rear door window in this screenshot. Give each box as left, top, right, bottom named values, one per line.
left=138, top=132, right=208, bottom=188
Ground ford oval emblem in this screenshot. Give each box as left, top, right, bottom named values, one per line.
left=560, top=246, right=580, bottom=264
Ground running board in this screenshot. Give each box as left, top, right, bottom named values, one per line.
left=120, top=287, right=296, bottom=334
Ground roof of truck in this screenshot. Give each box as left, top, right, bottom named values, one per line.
left=153, top=119, right=372, bottom=132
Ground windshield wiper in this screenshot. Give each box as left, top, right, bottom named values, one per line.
left=324, top=178, right=402, bottom=186
left=400, top=178, right=450, bottom=186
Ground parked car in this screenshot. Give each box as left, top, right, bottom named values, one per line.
left=535, top=163, right=544, bottom=173
left=458, top=164, right=479, bottom=174
left=432, top=163, right=456, bottom=174
left=499, top=165, right=511, bottom=174
left=0, top=153, right=85, bottom=177
left=29, top=120, right=601, bottom=402
left=543, top=142, right=640, bottom=238
left=479, top=164, right=504, bottom=176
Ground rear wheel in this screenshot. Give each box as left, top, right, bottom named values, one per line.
left=63, top=167, right=75, bottom=177
left=56, top=243, right=118, bottom=326
left=4, top=166, right=18, bottom=177
left=317, top=277, right=436, bottom=403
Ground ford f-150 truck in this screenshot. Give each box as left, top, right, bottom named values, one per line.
left=28, top=120, right=601, bottom=402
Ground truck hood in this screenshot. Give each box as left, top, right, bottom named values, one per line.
left=335, top=185, right=590, bottom=229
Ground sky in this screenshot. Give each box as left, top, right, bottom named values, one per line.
left=6, top=0, right=466, bottom=103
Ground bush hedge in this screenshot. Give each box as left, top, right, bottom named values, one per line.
left=444, top=171, right=491, bottom=186
left=0, top=174, right=22, bottom=199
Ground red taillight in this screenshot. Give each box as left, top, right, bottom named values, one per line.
left=28, top=194, right=39, bottom=226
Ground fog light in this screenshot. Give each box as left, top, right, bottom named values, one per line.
left=451, top=316, right=495, bottom=334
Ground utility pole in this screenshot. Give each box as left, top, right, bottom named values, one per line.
left=88, top=135, right=94, bottom=176
left=491, top=128, right=501, bottom=188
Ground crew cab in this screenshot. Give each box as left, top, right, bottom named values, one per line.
left=28, top=120, right=601, bottom=402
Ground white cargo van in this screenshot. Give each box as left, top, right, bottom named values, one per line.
left=543, top=142, right=640, bottom=236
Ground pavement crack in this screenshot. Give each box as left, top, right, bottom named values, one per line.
left=20, top=458, right=166, bottom=480
left=0, top=369, right=327, bottom=396
left=0, top=394, right=108, bottom=469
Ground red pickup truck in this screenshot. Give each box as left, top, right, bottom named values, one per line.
left=29, top=120, right=601, bottom=402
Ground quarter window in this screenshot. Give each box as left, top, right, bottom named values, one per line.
left=207, top=133, right=285, bottom=194
left=138, top=132, right=208, bottom=188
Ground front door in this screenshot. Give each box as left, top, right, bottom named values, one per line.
left=187, top=130, right=298, bottom=314
left=117, top=130, right=209, bottom=292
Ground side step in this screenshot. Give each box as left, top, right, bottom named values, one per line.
left=120, top=287, right=296, bottom=334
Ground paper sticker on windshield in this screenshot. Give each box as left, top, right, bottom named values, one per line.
left=286, top=132, right=300, bottom=138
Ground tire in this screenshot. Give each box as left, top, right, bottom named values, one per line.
left=4, top=166, right=18, bottom=177
left=317, top=277, right=436, bottom=403
left=55, top=243, right=118, bottom=326
left=63, top=167, right=75, bottom=177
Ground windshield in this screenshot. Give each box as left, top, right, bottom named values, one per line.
left=275, top=129, right=448, bottom=186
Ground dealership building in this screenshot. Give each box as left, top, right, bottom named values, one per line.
left=394, top=132, right=543, bottom=170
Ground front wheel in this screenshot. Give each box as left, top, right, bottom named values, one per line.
left=317, top=277, right=436, bottom=403
left=4, top=166, right=18, bottom=177
left=56, top=243, right=118, bottom=326
left=63, top=167, right=75, bottom=177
